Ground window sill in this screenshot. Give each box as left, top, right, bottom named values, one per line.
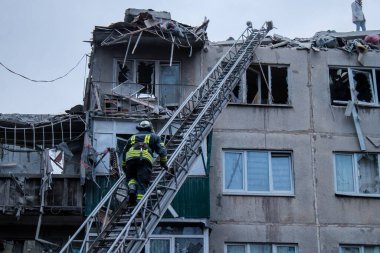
left=223, top=192, right=295, bottom=197
left=227, top=103, right=293, bottom=108
left=335, top=192, right=380, bottom=198
left=332, top=100, right=380, bottom=108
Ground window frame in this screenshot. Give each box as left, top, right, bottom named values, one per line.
left=232, top=64, right=291, bottom=105
left=334, top=152, right=380, bottom=197
left=330, top=66, right=380, bottom=107
left=223, top=150, right=294, bottom=196
left=112, top=58, right=181, bottom=98
left=225, top=243, right=299, bottom=253
left=146, top=225, right=208, bottom=253
left=340, top=245, right=380, bottom=253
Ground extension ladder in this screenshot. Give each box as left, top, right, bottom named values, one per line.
left=59, top=21, right=272, bottom=253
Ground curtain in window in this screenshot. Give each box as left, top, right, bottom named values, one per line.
left=335, top=154, right=355, bottom=192
left=357, top=154, right=380, bottom=194
left=250, top=244, right=271, bottom=253
left=227, top=245, right=246, bottom=253
left=225, top=153, right=244, bottom=190
left=247, top=152, right=269, bottom=191
left=150, top=239, right=170, bottom=253
left=272, top=155, right=292, bottom=191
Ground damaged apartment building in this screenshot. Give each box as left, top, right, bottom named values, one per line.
left=1, top=8, right=380, bottom=253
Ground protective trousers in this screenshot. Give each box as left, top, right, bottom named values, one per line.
left=125, top=159, right=152, bottom=203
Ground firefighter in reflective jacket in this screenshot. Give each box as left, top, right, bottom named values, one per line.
left=122, top=120, right=168, bottom=204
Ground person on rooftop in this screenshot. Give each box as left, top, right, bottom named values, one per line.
left=351, top=0, right=366, bottom=31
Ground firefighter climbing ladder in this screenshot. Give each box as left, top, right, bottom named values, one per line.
left=59, top=21, right=273, bottom=253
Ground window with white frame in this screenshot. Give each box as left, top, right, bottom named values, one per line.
left=340, top=245, right=380, bottom=253
left=223, top=150, right=293, bottom=195
left=231, top=64, right=290, bottom=105
left=147, top=224, right=207, bottom=253
left=334, top=153, right=380, bottom=196
left=113, top=59, right=181, bottom=106
left=226, top=243, right=298, bottom=253
left=330, top=67, right=380, bottom=106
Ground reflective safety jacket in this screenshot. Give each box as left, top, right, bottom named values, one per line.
left=123, top=131, right=167, bottom=166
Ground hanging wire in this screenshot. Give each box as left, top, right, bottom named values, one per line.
left=0, top=54, right=86, bottom=83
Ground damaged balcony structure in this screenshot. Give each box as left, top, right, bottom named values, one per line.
left=0, top=113, right=85, bottom=250
left=84, top=8, right=208, bottom=116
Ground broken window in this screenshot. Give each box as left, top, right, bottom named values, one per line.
left=137, top=60, right=155, bottom=95
left=224, top=150, right=293, bottom=194
left=113, top=59, right=184, bottom=108
left=335, top=153, right=380, bottom=196
left=233, top=64, right=289, bottom=105
left=330, top=68, right=351, bottom=103
left=116, top=60, right=134, bottom=86
left=330, top=67, right=380, bottom=106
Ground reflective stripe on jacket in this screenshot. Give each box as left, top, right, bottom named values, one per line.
left=126, top=134, right=154, bottom=163
left=124, top=131, right=167, bottom=165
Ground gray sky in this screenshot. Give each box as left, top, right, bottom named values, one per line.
left=1, top=0, right=379, bottom=114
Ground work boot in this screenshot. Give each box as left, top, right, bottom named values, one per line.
left=128, top=185, right=137, bottom=205
left=128, top=190, right=137, bottom=205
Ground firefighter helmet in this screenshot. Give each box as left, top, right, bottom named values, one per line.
left=136, top=120, right=153, bottom=132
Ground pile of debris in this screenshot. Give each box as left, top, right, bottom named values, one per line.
left=93, top=8, right=209, bottom=53
left=262, top=30, right=380, bottom=65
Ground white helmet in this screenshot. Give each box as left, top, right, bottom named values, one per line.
left=136, top=120, right=153, bottom=132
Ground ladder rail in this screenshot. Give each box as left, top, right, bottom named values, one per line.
left=59, top=175, right=126, bottom=253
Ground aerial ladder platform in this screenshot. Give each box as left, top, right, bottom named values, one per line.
left=59, top=21, right=273, bottom=253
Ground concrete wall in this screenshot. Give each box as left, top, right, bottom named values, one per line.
left=209, top=46, right=380, bottom=253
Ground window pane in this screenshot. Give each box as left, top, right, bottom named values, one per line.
left=341, top=247, right=360, bottom=253
left=277, top=246, right=296, bottom=253
left=137, top=61, right=155, bottom=95
left=225, top=152, right=244, bottom=190
left=153, top=225, right=203, bottom=235
left=329, top=68, right=351, bottom=104
left=247, top=152, right=269, bottom=191
left=353, top=70, right=374, bottom=103
left=335, top=154, right=355, bottom=192
left=175, top=238, right=203, bottom=253
left=272, top=154, right=292, bottom=191
left=270, top=66, right=289, bottom=104
left=159, top=64, right=180, bottom=106
left=357, top=154, right=380, bottom=194
left=364, top=246, right=379, bottom=253
left=116, top=60, right=133, bottom=85
left=250, top=244, right=271, bottom=253
left=227, top=245, right=245, bottom=253
left=150, top=239, right=170, bottom=253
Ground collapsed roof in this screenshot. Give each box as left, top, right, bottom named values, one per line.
left=93, top=8, right=209, bottom=50
left=258, top=30, right=380, bottom=65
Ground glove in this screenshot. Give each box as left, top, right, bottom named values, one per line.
left=160, top=161, right=168, bottom=170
